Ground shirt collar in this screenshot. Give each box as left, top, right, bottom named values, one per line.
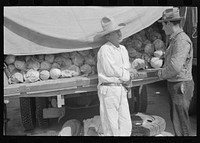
left=169, top=29, right=183, bottom=40
left=107, top=41, right=121, bottom=49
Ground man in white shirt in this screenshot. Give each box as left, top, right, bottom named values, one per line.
left=96, top=16, right=132, bottom=136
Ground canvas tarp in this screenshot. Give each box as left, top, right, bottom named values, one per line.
left=4, top=6, right=170, bottom=55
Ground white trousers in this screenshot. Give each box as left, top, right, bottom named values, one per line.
left=98, top=85, right=132, bottom=136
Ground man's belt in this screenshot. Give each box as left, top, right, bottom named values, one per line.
left=100, top=82, right=123, bottom=86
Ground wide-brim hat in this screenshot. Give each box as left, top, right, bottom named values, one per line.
left=96, top=16, right=126, bottom=38
left=158, top=7, right=184, bottom=23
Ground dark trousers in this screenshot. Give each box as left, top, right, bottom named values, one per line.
left=167, top=80, right=194, bottom=136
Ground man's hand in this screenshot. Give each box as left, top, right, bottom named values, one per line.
left=123, top=79, right=132, bottom=91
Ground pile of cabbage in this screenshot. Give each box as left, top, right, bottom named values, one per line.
left=4, top=22, right=166, bottom=84
left=4, top=49, right=98, bottom=84
left=121, top=23, right=166, bottom=71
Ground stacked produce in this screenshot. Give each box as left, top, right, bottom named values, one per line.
left=4, top=49, right=98, bottom=84
left=4, top=22, right=166, bottom=84
left=120, top=23, right=166, bottom=79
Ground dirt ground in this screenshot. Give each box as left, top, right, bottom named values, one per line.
left=4, top=81, right=196, bottom=136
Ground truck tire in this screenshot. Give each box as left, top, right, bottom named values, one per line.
left=131, top=113, right=166, bottom=136
left=20, top=97, right=36, bottom=131
left=134, top=85, right=148, bottom=113
left=35, top=97, right=49, bottom=128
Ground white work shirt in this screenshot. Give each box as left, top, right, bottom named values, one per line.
left=97, top=41, right=130, bottom=86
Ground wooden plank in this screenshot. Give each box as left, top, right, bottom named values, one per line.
left=4, top=84, right=98, bottom=99
left=131, top=77, right=161, bottom=87
left=4, top=75, right=98, bottom=96
left=4, top=73, right=161, bottom=99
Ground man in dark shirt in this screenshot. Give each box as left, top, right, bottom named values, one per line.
left=157, top=7, right=194, bottom=136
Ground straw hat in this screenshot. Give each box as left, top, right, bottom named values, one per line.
left=158, top=7, right=184, bottom=23
left=96, top=16, right=126, bottom=38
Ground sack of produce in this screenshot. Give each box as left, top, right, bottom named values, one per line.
left=40, top=70, right=50, bottom=80
left=150, top=57, right=163, bottom=69
left=50, top=68, right=61, bottom=79
left=24, top=69, right=40, bottom=83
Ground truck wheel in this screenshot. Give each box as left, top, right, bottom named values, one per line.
left=20, top=97, right=36, bottom=131
left=131, top=113, right=166, bottom=136
left=134, top=85, right=148, bottom=113
left=35, top=97, right=49, bottom=128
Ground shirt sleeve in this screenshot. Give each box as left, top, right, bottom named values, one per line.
left=160, top=39, right=190, bottom=79
left=98, top=45, right=130, bottom=82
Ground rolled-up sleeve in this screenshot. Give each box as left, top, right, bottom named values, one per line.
left=98, top=46, right=130, bottom=82
left=160, top=39, right=190, bottom=79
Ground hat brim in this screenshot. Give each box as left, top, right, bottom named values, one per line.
left=158, top=17, right=184, bottom=23
left=96, top=23, right=126, bottom=38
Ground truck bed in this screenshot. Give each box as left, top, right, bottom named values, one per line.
left=4, top=70, right=161, bottom=99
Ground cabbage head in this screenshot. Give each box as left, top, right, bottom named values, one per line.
left=60, top=53, right=70, bottom=59
left=51, top=62, right=61, bottom=69
left=11, top=72, right=24, bottom=83
left=26, top=58, right=40, bottom=70
left=153, top=39, right=165, bottom=51
left=40, top=70, right=50, bottom=80
left=50, top=68, right=61, bottom=79
left=78, top=50, right=91, bottom=56
left=5, top=55, right=16, bottom=64
left=150, top=57, right=163, bottom=69
left=80, top=64, right=92, bottom=76
left=61, top=69, right=73, bottom=78
left=71, top=52, right=84, bottom=67
left=131, top=58, right=146, bottom=70
left=14, top=60, right=26, bottom=71
left=84, top=54, right=96, bottom=66
left=40, top=61, right=52, bottom=70
left=144, top=43, right=154, bottom=56
left=24, top=69, right=40, bottom=83
left=45, top=54, right=55, bottom=63
left=68, top=65, right=80, bottom=77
